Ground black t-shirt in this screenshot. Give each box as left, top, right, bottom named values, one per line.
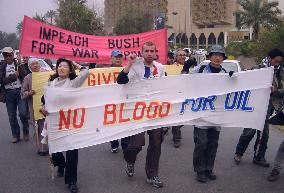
left=209, top=64, right=222, bottom=73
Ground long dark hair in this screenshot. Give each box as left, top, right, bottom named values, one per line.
left=49, top=58, right=77, bottom=81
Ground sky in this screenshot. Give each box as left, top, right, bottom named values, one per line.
left=0, top=0, right=283, bottom=34
left=0, top=0, right=104, bottom=33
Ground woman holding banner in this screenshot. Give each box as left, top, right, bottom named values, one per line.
left=21, top=58, right=49, bottom=156
left=42, top=58, right=89, bottom=193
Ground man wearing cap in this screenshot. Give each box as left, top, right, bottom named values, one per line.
left=183, top=44, right=229, bottom=183
left=102, top=50, right=124, bottom=153
left=96, top=50, right=123, bottom=68
left=0, top=47, right=30, bottom=143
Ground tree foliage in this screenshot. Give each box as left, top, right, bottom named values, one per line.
left=236, top=0, right=282, bottom=39
left=251, top=26, right=284, bottom=62
left=45, top=9, right=57, bottom=25
left=114, top=8, right=153, bottom=35
left=56, top=0, right=104, bottom=35
left=16, top=13, right=47, bottom=36
left=0, top=31, right=19, bottom=49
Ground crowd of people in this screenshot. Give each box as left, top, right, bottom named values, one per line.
left=0, top=43, right=284, bottom=193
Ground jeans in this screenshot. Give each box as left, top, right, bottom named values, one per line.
left=193, top=127, right=220, bottom=173
left=5, top=88, right=29, bottom=138
left=235, top=126, right=269, bottom=160
left=235, top=99, right=272, bottom=160
left=273, top=140, right=284, bottom=171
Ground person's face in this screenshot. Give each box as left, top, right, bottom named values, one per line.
left=176, top=50, right=187, bottom=64
left=111, top=55, right=123, bottom=67
left=57, top=61, right=71, bottom=79
left=3, top=52, right=14, bottom=64
left=209, top=53, right=224, bottom=66
left=142, top=45, right=156, bottom=64
left=270, top=56, right=283, bottom=67
left=30, top=61, right=41, bottom=72
left=167, top=56, right=174, bottom=65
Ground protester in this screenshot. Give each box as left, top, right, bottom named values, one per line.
left=99, top=50, right=124, bottom=153
left=234, top=48, right=284, bottom=167
left=268, top=140, right=284, bottom=181
left=117, top=42, right=165, bottom=188
left=21, top=58, right=49, bottom=155
left=0, top=47, right=30, bottom=143
left=167, top=51, right=174, bottom=65
left=182, top=49, right=197, bottom=73
left=171, top=49, right=187, bottom=148
left=183, top=44, right=229, bottom=183
left=42, top=58, right=89, bottom=193
left=96, top=50, right=123, bottom=68
left=21, top=56, right=32, bottom=74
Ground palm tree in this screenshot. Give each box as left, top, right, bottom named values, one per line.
left=236, top=0, right=282, bottom=40
left=45, top=9, right=57, bottom=24
left=16, top=22, right=23, bottom=36
left=33, top=13, right=47, bottom=23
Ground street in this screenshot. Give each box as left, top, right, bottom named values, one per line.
left=0, top=102, right=283, bottom=193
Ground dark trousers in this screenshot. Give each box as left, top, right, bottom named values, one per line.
left=235, top=126, right=269, bottom=160
left=5, top=89, right=29, bottom=138
left=122, top=128, right=163, bottom=178
left=235, top=99, right=272, bottom=160
left=193, top=127, right=220, bottom=173
left=52, top=149, right=78, bottom=184
left=172, top=125, right=183, bottom=142
left=110, top=140, right=119, bottom=149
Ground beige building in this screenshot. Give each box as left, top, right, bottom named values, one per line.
left=104, top=0, right=249, bottom=48
left=104, top=0, right=167, bottom=34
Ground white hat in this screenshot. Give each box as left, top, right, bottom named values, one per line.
left=2, top=47, right=14, bottom=54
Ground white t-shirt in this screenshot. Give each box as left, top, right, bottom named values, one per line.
left=5, top=63, right=21, bottom=89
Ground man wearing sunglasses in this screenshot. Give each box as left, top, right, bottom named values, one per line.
left=0, top=47, right=29, bottom=143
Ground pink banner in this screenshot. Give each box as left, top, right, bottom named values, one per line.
left=19, top=16, right=168, bottom=64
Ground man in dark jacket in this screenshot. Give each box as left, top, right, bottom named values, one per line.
left=234, top=48, right=284, bottom=167
left=0, top=47, right=29, bottom=143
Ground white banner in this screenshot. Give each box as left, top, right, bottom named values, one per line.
left=45, top=68, right=273, bottom=153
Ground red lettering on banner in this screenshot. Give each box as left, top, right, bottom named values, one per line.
left=59, top=108, right=86, bottom=130
left=88, top=72, right=119, bottom=86
left=119, top=103, right=130, bottom=123
left=103, top=101, right=171, bottom=125
left=104, top=104, right=117, bottom=125
left=133, top=102, right=146, bottom=120
left=113, top=72, right=119, bottom=83
left=59, top=109, right=71, bottom=129
left=102, top=72, right=112, bottom=84
left=159, top=102, right=171, bottom=117
left=73, top=108, right=86, bottom=129
left=146, top=102, right=159, bottom=119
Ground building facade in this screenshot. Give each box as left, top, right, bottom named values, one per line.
left=104, top=0, right=249, bottom=48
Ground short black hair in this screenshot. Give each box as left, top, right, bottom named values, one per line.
left=49, top=58, right=77, bottom=81
left=168, top=52, right=174, bottom=59
left=268, top=48, right=284, bottom=59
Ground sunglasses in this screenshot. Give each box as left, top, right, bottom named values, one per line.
left=3, top=53, right=13, bottom=58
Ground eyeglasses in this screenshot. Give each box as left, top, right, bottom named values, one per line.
left=3, top=53, right=13, bottom=58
